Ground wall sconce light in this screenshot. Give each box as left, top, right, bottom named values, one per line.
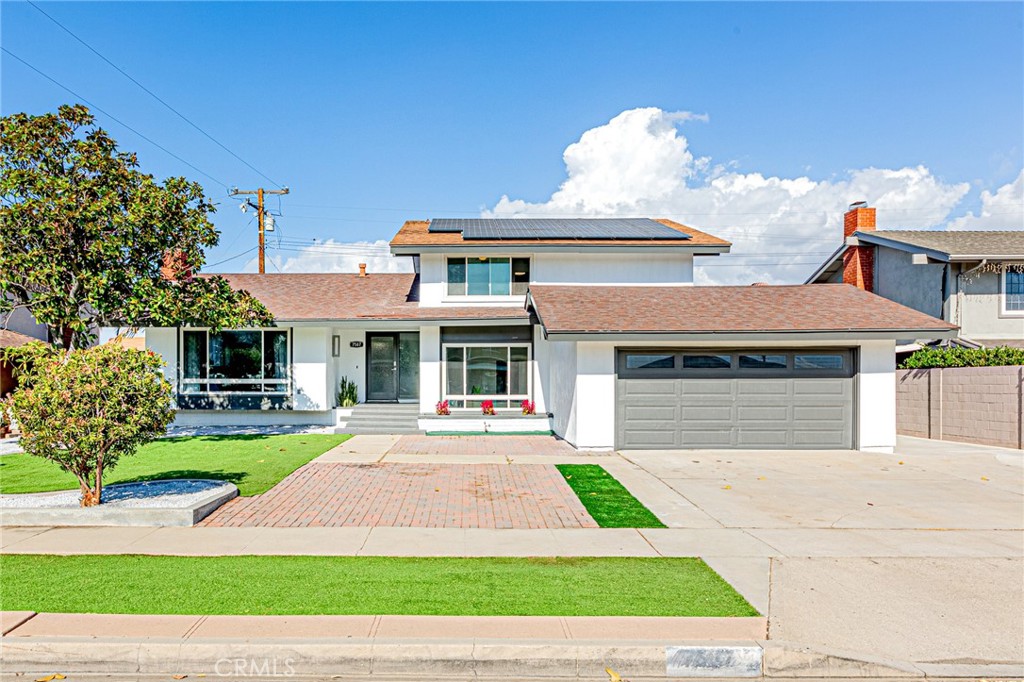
left=332, top=335, right=341, bottom=357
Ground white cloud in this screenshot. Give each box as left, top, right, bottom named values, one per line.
left=946, top=170, right=1024, bottom=231
left=241, top=239, right=414, bottom=275
left=485, top=107, right=1021, bottom=285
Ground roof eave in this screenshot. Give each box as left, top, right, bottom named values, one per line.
left=391, top=243, right=730, bottom=256
left=539, top=328, right=959, bottom=342
left=804, top=243, right=848, bottom=283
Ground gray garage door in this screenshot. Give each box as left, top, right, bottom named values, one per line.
left=616, top=349, right=855, bottom=450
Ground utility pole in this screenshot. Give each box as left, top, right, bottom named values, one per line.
left=230, top=187, right=290, bottom=273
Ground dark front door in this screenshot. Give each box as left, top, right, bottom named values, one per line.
left=367, top=334, right=399, bottom=401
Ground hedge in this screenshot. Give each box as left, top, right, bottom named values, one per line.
left=899, top=346, right=1024, bottom=369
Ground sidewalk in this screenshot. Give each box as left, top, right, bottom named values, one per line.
left=3, top=611, right=1020, bottom=680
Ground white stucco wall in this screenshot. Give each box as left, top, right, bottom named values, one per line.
left=416, top=252, right=695, bottom=306
left=574, top=341, right=617, bottom=449
left=332, top=328, right=368, bottom=404
left=857, top=339, right=897, bottom=453
left=545, top=337, right=578, bottom=446
left=146, top=328, right=178, bottom=393
left=292, top=327, right=329, bottom=411
left=956, top=269, right=1024, bottom=342
left=531, top=325, right=549, bottom=414
left=419, top=325, right=441, bottom=413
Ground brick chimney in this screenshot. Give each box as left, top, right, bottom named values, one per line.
left=160, top=250, right=192, bottom=282
left=358, top=263, right=367, bottom=278
left=842, top=201, right=876, bottom=292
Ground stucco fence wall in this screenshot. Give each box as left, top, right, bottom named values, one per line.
left=896, top=366, right=1024, bottom=449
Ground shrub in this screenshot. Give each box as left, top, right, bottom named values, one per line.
left=435, top=400, right=450, bottom=416
left=336, top=376, right=358, bottom=407
left=4, top=343, right=174, bottom=506
left=900, top=346, right=1024, bottom=369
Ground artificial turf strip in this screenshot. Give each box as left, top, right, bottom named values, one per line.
left=0, top=434, right=350, bottom=497
left=557, top=464, right=667, bottom=529
left=0, top=555, right=757, bottom=617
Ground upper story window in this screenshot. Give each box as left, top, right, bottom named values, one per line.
left=447, top=257, right=530, bottom=296
left=1003, top=269, right=1024, bottom=315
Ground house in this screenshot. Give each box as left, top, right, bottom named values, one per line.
left=0, top=306, right=50, bottom=396
left=806, top=202, right=1024, bottom=348
left=145, top=217, right=956, bottom=452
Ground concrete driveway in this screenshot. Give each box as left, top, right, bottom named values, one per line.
left=610, top=436, right=1024, bottom=667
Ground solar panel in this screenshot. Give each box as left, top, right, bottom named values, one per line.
left=427, top=218, right=690, bottom=240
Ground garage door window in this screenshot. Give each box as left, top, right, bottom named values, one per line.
left=626, top=354, right=675, bottom=369
left=682, top=354, right=732, bottom=369
left=794, top=354, right=845, bottom=370
left=739, top=354, right=787, bottom=369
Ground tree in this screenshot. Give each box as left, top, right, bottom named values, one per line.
left=7, top=342, right=175, bottom=506
left=0, top=104, right=272, bottom=351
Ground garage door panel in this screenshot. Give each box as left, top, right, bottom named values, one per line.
left=736, top=429, right=789, bottom=447
left=679, top=430, right=734, bottom=447
left=737, top=405, right=790, bottom=421
left=617, top=349, right=855, bottom=450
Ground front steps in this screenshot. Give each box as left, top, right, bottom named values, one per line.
left=337, top=402, right=422, bottom=435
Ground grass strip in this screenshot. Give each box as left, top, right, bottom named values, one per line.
left=0, top=555, right=756, bottom=617
left=557, top=464, right=667, bottom=528
left=0, top=434, right=349, bottom=497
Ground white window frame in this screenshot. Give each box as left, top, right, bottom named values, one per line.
left=441, top=342, right=532, bottom=411
left=179, top=328, right=293, bottom=396
left=444, top=256, right=531, bottom=301
left=1000, top=268, right=1024, bottom=317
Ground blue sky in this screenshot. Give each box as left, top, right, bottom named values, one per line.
left=3, top=2, right=1022, bottom=282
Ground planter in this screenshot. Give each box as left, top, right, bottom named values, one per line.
left=332, top=406, right=355, bottom=427
left=418, top=412, right=553, bottom=434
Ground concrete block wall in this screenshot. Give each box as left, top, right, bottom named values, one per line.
left=896, top=366, right=1023, bottom=449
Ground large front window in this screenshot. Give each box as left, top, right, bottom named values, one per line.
left=1003, top=269, right=1024, bottom=314
left=447, top=257, right=530, bottom=296
left=443, top=344, right=530, bottom=409
left=181, top=329, right=290, bottom=395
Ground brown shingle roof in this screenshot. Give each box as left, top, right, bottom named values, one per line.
left=528, top=284, right=958, bottom=335
left=0, top=329, right=43, bottom=348
left=390, top=219, right=731, bottom=249
left=859, top=230, right=1024, bottom=259
left=218, top=273, right=528, bottom=322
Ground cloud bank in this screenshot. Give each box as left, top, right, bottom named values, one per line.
left=241, top=239, right=415, bottom=275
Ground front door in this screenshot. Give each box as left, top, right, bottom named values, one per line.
left=367, top=334, right=399, bottom=401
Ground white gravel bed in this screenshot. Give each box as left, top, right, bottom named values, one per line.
left=0, top=479, right=233, bottom=509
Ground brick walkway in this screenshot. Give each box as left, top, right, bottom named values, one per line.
left=201, top=463, right=598, bottom=529
left=389, top=435, right=579, bottom=457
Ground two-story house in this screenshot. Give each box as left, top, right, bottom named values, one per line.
left=806, top=202, right=1024, bottom=348
left=145, top=217, right=956, bottom=452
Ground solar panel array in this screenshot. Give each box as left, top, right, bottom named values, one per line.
left=427, top=218, right=691, bottom=240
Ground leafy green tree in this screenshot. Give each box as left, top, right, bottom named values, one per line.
left=8, top=342, right=175, bottom=506
left=0, top=104, right=272, bottom=351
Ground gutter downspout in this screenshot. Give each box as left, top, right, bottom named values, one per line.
left=955, top=259, right=988, bottom=340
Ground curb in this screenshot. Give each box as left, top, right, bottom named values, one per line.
left=2, top=637, right=1023, bottom=679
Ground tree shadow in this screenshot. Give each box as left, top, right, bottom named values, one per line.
left=114, top=469, right=249, bottom=486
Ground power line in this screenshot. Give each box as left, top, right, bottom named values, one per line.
left=2, top=47, right=230, bottom=190
left=204, top=246, right=258, bottom=269
left=25, top=0, right=283, bottom=189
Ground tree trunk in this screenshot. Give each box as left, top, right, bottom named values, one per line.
left=79, top=478, right=99, bottom=507
left=92, top=458, right=104, bottom=506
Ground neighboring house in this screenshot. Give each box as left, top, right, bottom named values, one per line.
left=806, top=203, right=1024, bottom=348
left=1, top=306, right=50, bottom=396
left=145, top=217, right=955, bottom=452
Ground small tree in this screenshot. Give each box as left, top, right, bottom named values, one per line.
left=7, top=342, right=174, bottom=506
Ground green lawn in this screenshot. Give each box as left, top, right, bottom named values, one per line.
left=0, top=434, right=349, bottom=497
left=0, top=555, right=757, bottom=617
left=557, top=464, right=667, bottom=528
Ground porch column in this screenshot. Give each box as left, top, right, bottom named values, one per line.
left=575, top=341, right=616, bottom=450
left=859, top=338, right=897, bottom=453
left=419, top=325, right=441, bottom=414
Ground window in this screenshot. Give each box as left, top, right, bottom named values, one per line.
left=626, top=354, right=674, bottom=369
left=682, top=354, right=732, bottom=369
left=1004, top=269, right=1024, bottom=314
left=739, top=354, right=787, bottom=369
left=447, top=257, right=530, bottom=296
left=181, top=329, right=290, bottom=395
left=795, top=354, right=845, bottom=370
left=443, top=344, right=530, bottom=409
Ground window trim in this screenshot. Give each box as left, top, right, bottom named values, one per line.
left=179, top=328, right=293, bottom=396
left=441, top=342, right=532, bottom=410
left=445, top=256, right=531, bottom=298
left=1000, top=268, right=1024, bottom=317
